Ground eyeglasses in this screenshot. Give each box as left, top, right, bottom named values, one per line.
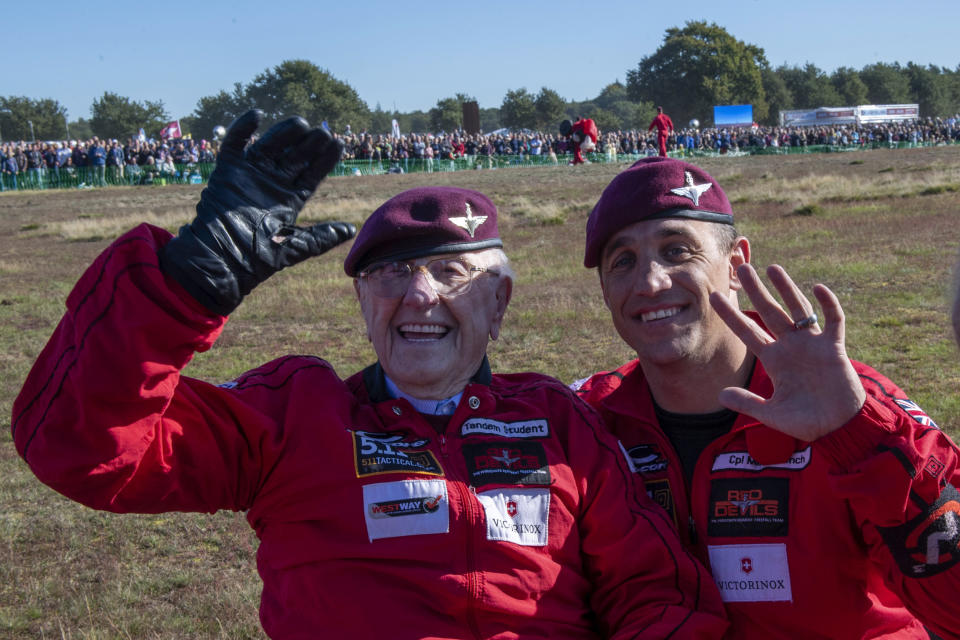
left=358, top=257, right=495, bottom=298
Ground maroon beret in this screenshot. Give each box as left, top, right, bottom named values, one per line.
left=583, top=157, right=733, bottom=268
left=344, top=186, right=502, bottom=276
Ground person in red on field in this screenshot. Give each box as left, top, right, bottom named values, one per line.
left=12, top=110, right=728, bottom=639
left=561, top=117, right=598, bottom=165
left=573, top=156, right=960, bottom=639
left=648, top=106, right=674, bottom=157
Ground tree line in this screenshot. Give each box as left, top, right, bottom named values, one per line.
left=2, top=21, right=958, bottom=142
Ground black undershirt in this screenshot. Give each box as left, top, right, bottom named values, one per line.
left=653, top=404, right=737, bottom=488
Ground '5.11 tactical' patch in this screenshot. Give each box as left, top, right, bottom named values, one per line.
left=352, top=430, right=443, bottom=477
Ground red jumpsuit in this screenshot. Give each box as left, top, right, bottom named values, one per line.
left=648, top=114, right=674, bottom=157
left=12, top=224, right=728, bottom=639
left=570, top=118, right=598, bottom=165
left=575, top=330, right=960, bottom=639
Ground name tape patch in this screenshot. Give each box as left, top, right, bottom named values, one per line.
left=711, top=446, right=812, bottom=473
left=708, top=543, right=793, bottom=602
left=363, top=479, right=449, bottom=541
left=460, top=418, right=549, bottom=439
left=476, top=488, right=550, bottom=547
left=352, top=430, right=443, bottom=477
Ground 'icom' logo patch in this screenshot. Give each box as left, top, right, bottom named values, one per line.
left=626, top=444, right=669, bottom=474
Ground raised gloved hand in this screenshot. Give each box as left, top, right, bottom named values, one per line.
left=160, top=109, right=356, bottom=315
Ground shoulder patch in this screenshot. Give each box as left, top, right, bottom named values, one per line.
left=877, top=484, right=960, bottom=578
left=894, top=398, right=938, bottom=429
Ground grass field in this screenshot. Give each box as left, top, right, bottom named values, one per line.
left=2, top=146, right=960, bottom=638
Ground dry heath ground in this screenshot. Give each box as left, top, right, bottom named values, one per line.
left=1, top=146, right=959, bottom=637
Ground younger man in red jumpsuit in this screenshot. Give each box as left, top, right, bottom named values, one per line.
left=648, top=106, right=674, bottom=157
left=574, top=156, right=960, bottom=639
left=12, top=112, right=727, bottom=639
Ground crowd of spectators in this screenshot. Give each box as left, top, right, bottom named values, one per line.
left=0, top=136, right=216, bottom=190
left=334, top=115, right=960, bottom=168
left=2, top=115, right=958, bottom=190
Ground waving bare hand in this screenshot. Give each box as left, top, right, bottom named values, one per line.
left=709, top=264, right=866, bottom=441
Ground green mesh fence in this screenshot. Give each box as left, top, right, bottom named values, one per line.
left=0, top=162, right=215, bottom=191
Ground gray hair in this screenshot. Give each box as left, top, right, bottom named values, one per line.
left=467, top=247, right=515, bottom=286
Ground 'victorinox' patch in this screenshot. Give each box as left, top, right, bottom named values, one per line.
left=708, top=543, right=793, bottom=602
left=476, top=488, right=550, bottom=546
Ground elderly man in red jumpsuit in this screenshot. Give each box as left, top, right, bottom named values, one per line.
left=648, top=106, right=674, bottom=157
left=12, top=111, right=728, bottom=639
left=574, top=156, right=960, bottom=639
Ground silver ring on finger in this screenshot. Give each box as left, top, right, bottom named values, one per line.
left=793, top=313, right=818, bottom=330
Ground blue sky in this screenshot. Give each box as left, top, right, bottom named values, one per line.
left=6, top=0, right=956, bottom=123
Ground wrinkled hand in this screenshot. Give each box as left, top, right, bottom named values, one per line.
left=709, top=264, right=866, bottom=441
left=160, top=109, right=356, bottom=315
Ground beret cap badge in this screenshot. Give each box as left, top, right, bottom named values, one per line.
left=448, top=203, right=487, bottom=238
left=670, top=171, right=713, bottom=207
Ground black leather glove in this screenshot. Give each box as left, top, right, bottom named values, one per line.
left=160, top=109, right=356, bottom=315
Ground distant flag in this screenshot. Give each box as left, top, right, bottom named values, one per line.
left=391, top=118, right=400, bottom=139
left=138, top=128, right=147, bottom=143
left=321, top=120, right=330, bottom=132
left=160, top=120, right=182, bottom=140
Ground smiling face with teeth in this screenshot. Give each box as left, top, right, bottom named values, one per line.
left=598, top=217, right=750, bottom=371
left=355, top=250, right=512, bottom=401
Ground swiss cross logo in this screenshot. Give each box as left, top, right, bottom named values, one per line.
left=507, top=500, right=518, bottom=518
left=741, top=557, right=753, bottom=574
